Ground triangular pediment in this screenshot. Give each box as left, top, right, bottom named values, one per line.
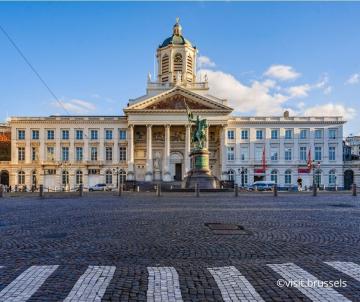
left=124, top=86, right=233, bottom=114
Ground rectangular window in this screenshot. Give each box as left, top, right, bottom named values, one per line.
left=285, top=129, right=293, bottom=139
left=47, top=130, right=55, bottom=140
left=119, top=147, right=127, bottom=161
left=32, top=147, right=37, bottom=161
left=270, top=148, right=278, bottom=161
left=271, top=129, right=279, bottom=139
left=227, top=130, right=235, bottom=140
left=76, top=147, right=83, bottom=161
left=314, top=129, right=323, bottom=139
left=18, top=147, right=25, bottom=161
left=18, top=130, right=25, bottom=140
left=299, top=146, right=307, bottom=161
left=62, top=130, right=69, bottom=140
left=227, top=146, right=235, bottom=161
left=62, top=147, right=69, bottom=161
left=119, top=130, right=127, bottom=140
left=241, top=130, right=249, bottom=140
left=105, top=130, right=113, bottom=140
left=328, top=129, right=337, bottom=139
left=32, top=130, right=39, bottom=140
left=47, top=147, right=55, bottom=161
left=91, top=147, right=98, bottom=161
left=105, top=147, right=113, bottom=161
left=256, top=130, right=263, bottom=140
left=255, top=147, right=263, bottom=161
left=300, top=129, right=307, bottom=139
left=329, top=146, right=336, bottom=161
left=75, top=130, right=83, bottom=140
left=240, top=147, right=248, bottom=161
left=285, top=148, right=292, bottom=161
left=315, top=146, right=322, bottom=161
left=90, top=130, right=98, bottom=140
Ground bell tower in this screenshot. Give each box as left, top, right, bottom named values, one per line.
left=156, top=18, right=197, bottom=84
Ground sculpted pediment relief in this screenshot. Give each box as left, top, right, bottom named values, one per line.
left=144, top=95, right=212, bottom=110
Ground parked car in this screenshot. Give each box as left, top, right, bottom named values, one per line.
left=89, top=184, right=113, bottom=192
left=252, top=181, right=276, bottom=191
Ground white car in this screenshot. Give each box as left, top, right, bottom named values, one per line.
left=89, top=184, right=113, bottom=192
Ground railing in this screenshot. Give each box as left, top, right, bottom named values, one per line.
left=146, top=81, right=208, bottom=90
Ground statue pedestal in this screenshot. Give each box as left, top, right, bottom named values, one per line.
left=184, top=149, right=217, bottom=189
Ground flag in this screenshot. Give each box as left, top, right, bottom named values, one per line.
left=262, top=146, right=266, bottom=171
left=307, top=147, right=312, bottom=171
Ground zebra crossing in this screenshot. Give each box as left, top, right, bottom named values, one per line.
left=0, top=261, right=359, bottom=301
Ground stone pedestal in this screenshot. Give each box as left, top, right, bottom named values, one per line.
left=184, top=149, right=217, bottom=189
left=154, top=170, right=162, bottom=181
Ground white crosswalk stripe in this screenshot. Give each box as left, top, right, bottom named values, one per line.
left=147, top=267, right=183, bottom=302
left=268, top=263, right=350, bottom=302
left=325, top=261, right=360, bottom=282
left=63, top=265, right=116, bottom=302
left=208, top=266, right=264, bottom=302
left=0, top=265, right=58, bottom=302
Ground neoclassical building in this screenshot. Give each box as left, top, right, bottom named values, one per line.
left=0, top=20, right=348, bottom=190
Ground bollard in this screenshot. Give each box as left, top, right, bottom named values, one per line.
left=156, top=184, right=161, bottom=197
left=312, top=183, right=317, bottom=197
left=0, top=185, right=3, bottom=198
left=352, top=183, right=357, bottom=196
left=136, top=185, right=140, bottom=192
left=39, top=184, right=44, bottom=198
left=195, top=183, right=200, bottom=197
left=274, top=184, right=278, bottom=197
left=79, top=184, right=83, bottom=197
left=234, top=184, right=239, bottom=197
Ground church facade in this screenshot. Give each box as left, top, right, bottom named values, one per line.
left=0, top=20, right=346, bottom=190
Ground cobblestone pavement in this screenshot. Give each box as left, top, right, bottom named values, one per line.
left=0, top=192, right=359, bottom=301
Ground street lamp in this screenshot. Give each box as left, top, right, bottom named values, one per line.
left=112, top=167, right=120, bottom=190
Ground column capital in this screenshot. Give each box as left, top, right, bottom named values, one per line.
left=128, top=124, right=134, bottom=129
left=165, top=124, right=171, bottom=129
left=185, top=124, right=192, bottom=129
left=146, top=124, right=153, bottom=129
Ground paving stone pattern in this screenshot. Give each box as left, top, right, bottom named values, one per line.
left=0, top=192, right=359, bottom=301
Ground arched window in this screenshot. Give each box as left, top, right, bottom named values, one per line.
left=162, top=54, right=169, bottom=74
left=173, top=53, right=183, bottom=72
left=328, top=170, right=336, bottom=186
left=228, top=169, right=235, bottom=181
left=271, top=170, right=278, bottom=184
left=285, top=170, right=292, bottom=185
left=18, top=171, right=25, bottom=185
left=119, top=169, right=127, bottom=183
left=105, top=170, right=112, bottom=185
left=315, top=170, right=322, bottom=187
left=62, top=170, right=69, bottom=186
left=76, top=170, right=83, bottom=185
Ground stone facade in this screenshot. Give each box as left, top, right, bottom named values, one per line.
left=0, top=20, right=346, bottom=190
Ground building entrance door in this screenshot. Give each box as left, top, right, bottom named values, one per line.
left=175, top=163, right=182, bottom=181
left=344, top=170, right=354, bottom=190
left=0, top=170, right=9, bottom=186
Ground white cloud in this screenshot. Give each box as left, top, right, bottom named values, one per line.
left=264, top=65, right=300, bottom=81
left=303, top=103, right=356, bottom=120
left=54, top=99, right=96, bottom=114
left=287, top=84, right=312, bottom=98
left=197, top=56, right=216, bottom=68
left=198, top=69, right=289, bottom=115
left=346, top=73, right=360, bottom=85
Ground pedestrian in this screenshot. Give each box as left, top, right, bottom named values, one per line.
left=297, top=177, right=303, bottom=192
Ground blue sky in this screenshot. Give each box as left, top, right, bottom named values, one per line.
left=0, top=2, right=359, bottom=136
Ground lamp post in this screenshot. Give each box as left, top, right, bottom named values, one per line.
left=238, top=167, right=247, bottom=188
left=112, top=167, right=120, bottom=190
left=312, top=160, right=320, bottom=195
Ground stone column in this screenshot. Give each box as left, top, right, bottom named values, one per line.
left=184, top=124, right=191, bottom=175
left=163, top=124, right=171, bottom=182
left=220, top=125, right=228, bottom=180
left=145, top=125, right=153, bottom=181
left=205, top=126, right=209, bottom=149
left=127, top=125, right=135, bottom=180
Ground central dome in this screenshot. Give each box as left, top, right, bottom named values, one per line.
left=160, top=18, right=192, bottom=48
